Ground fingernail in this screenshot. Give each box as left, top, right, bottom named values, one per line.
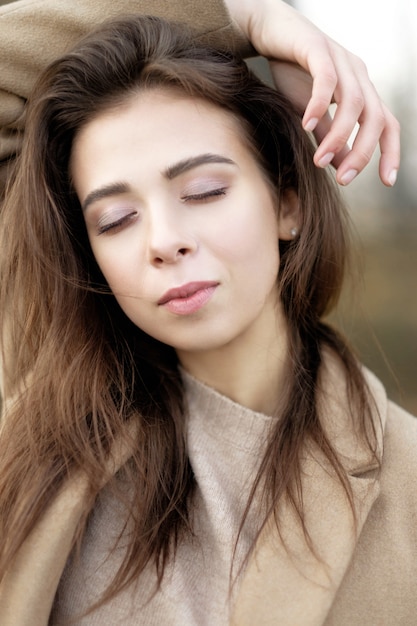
left=318, top=152, right=335, bottom=168
left=388, top=169, right=397, bottom=186
left=340, top=169, right=358, bottom=185
left=304, top=117, right=319, bottom=132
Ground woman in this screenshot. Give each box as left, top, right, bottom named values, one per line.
left=0, top=15, right=416, bottom=626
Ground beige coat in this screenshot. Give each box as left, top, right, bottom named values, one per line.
left=1, top=360, right=417, bottom=625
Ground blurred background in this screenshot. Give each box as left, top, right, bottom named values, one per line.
left=1, top=0, right=416, bottom=413
left=295, top=1, right=417, bottom=414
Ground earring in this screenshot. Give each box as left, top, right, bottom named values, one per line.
left=290, top=227, right=298, bottom=238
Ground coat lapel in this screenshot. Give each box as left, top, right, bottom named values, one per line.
left=0, top=473, right=91, bottom=626
left=0, top=422, right=138, bottom=626
left=231, top=362, right=387, bottom=626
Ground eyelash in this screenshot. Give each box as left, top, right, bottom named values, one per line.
left=181, top=188, right=227, bottom=202
left=97, top=212, right=137, bottom=235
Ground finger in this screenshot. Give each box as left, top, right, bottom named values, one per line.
left=310, top=110, right=350, bottom=166
left=312, top=54, right=394, bottom=184
left=311, top=50, right=369, bottom=165
left=324, top=91, right=399, bottom=186
left=377, top=104, right=401, bottom=186
left=299, top=41, right=339, bottom=131
left=333, top=105, right=384, bottom=185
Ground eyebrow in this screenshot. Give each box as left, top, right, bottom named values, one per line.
left=81, top=153, right=236, bottom=211
left=164, top=153, right=236, bottom=179
left=82, top=182, right=131, bottom=212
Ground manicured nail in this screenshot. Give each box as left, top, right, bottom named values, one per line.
left=340, top=169, right=358, bottom=185
left=318, top=152, right=335, bottom=168
left=304, top=117, right=319, bottom=132
left=388, top=169, right=397, bottom=186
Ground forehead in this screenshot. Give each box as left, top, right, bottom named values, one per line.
left=71, top=88, right=253, bottom=166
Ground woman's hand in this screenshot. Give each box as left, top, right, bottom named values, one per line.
left=224, top=0, right=400, bottom=187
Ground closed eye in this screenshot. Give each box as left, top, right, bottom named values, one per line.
left=97, top=211, right=137, bottom=235
left=181, top=188, right=227, bottom=202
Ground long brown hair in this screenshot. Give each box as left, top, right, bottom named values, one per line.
left=0, top=15, right=377, bottom=607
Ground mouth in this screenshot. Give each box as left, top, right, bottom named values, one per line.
left=158, top=281, right=219, bottom=315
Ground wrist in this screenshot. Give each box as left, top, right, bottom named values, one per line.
left=222, top=0, right=252, bottom=35
left=223, top=0, right=281, bottom=36
left=222, top=0, right=291, bottom=52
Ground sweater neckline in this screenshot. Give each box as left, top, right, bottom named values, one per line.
left=180, top=367, right=277, bottom=454
left=180, top=367, right=278, bottom=422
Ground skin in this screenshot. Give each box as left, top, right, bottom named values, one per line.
left=71, top=89, right=299, bottom=414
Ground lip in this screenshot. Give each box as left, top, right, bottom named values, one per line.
left=158, top=281, right=219, bottom=315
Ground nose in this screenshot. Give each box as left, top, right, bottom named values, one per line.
left=147, top=208, right=197, bottom=266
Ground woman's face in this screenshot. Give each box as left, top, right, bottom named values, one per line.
left=71, top=89, right=296, bottom=358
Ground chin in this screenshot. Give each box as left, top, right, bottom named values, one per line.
left=166, top=331, right=240, bottom=355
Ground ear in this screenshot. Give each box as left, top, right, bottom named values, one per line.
left=278, top=189, right=300, bottom=241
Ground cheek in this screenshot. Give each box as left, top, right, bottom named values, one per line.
left=89, top=241, right=137, bottom=297
left=217, top=214, right=280, bottom=301
left=215, top=194, right=278, bottom=256
left=242, top=207, right=281, bottom=290
left=228, top=203, right=279, bottom=265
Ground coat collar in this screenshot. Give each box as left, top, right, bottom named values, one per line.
left=0, top=423, right=138, bottom=626
left=230, top=357, right=387, bottom=626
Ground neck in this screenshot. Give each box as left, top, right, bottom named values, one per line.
left=177, top=305, right=289, bottom=415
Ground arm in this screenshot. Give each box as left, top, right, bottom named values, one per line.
left=0, top=0, right=249, bottom=104
left=224, top=0, right=400, bottom=187
left=0, top=0, right=400, bottom=195
left=0, top=0, right=250, bottom=197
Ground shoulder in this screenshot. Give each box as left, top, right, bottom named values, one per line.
left=363, top=367, right=417, bottom=480
left=367, top=378, right=417, bottom=538
left=382, top=400, right=417, bottom=479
